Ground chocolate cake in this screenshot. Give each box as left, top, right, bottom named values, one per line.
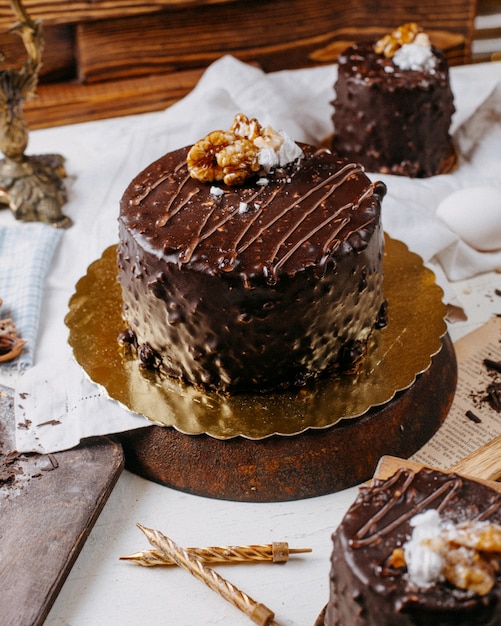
left=118, top=115, right=387, bottom=393
left=326, top=467, right=501, bottom=625
left=331, top=23, right=455, bottom=178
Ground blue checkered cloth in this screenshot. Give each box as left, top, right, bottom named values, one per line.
left=0, top=223, right=62, bottom=370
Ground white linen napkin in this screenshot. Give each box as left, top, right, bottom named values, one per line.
left=12, top=56, right=501, bottom=454
left=436, top=80, right=501, bottom=280
left=0, top=223, right=62, bottom=372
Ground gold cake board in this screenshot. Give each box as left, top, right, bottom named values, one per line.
left=116, top=334, right=455, bottom=501
left=66, top=236, right=456, bottom=502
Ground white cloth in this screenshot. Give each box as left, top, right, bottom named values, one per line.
left=6, top=55, right=501, bottom=454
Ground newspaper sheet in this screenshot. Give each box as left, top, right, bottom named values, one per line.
left=412, top=316, right=501, bottom=469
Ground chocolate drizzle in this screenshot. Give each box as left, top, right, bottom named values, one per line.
left=121, top=145, right=382, bottom=285
left=353, top=469, right=463, bottom=548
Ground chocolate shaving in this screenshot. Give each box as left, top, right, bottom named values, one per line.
left=484, top=358, right=501, bottom=375
left=1, top=449, right=61, bottom=492
left=0, top=469, right=16, bottom=484
left=0, top=450, right=24, bottom=484
left=466, top=410, right=482, bottom=423
left=485, top=382, right=501, bottom=413
left=47, top=453, right=58, bottom=469
left=35, top=419, right=61, bottom=427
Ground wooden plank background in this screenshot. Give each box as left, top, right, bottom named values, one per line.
left=0, top=0, right=492, bottom=129
left=0, top=0, right=237, bottom=27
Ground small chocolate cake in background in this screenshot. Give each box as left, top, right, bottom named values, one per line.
left=331, top=23, right=456, bottom=178
left=118, top=114, right=387, bottom=394
left=326, top=467, right=501, bottom=625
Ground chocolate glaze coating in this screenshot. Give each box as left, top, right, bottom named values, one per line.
left=331, top=41, right=455, bottom=178
left=327, top=468, right=501, bottom=625
left=118, top=144, right=386, bottom=393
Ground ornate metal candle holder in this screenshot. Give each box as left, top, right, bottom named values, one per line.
left=0, top=0, right=71, bottom=228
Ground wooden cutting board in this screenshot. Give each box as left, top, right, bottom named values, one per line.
left=0, top=384, right=124, bottom=626
left=374, top=434, right=501, bottom=491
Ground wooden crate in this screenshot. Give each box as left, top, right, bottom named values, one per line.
left=0, top=0, right=479, bottom=128
left=474, top=0, right=501, bottom=61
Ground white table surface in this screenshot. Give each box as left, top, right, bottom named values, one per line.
left=1, top=57, right=500, bottom=626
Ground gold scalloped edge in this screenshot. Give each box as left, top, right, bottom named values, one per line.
left=65, top=236, right=448, bottom=440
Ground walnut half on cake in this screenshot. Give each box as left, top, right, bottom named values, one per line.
left=117, top=115, right=387, bottom=393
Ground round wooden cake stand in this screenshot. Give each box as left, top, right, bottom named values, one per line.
left=117, top=334, right=456, bottom=502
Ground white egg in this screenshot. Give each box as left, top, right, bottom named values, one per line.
left=436, top=187, right=501, bottom=252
